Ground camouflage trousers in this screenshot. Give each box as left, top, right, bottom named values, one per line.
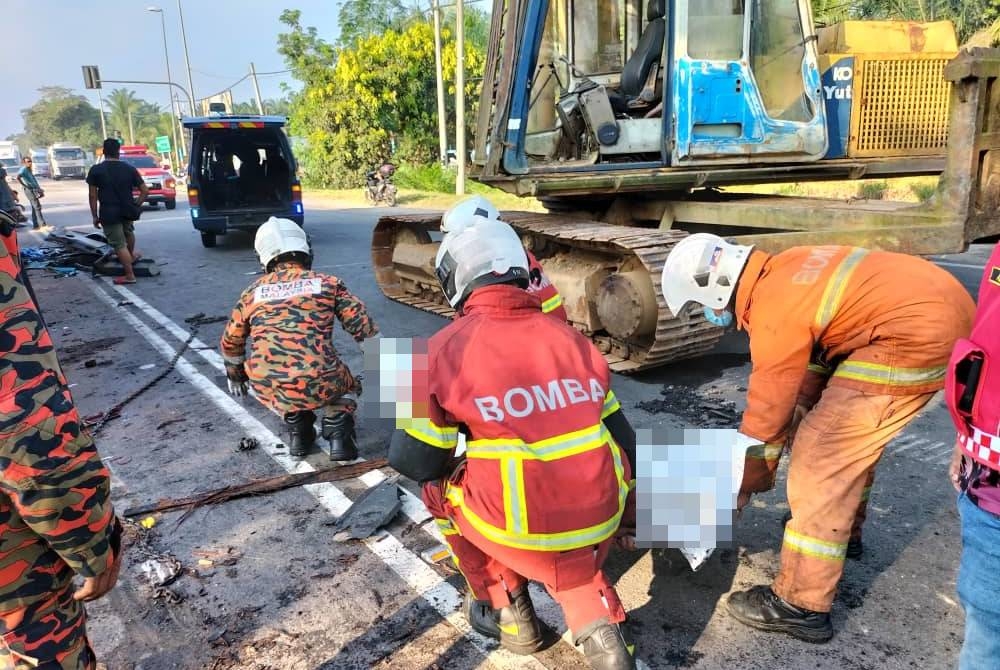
left=1, top=586, right=94, bottom=670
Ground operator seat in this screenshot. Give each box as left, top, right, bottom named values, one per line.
left=613, top=0, right=666, bottom=111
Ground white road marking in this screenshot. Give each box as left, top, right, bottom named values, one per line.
left=87, top=276, right=546, bottom=670
left=103, top=280, right=652, bottom=668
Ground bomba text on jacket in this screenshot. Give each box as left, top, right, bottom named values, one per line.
left=474, top=378, right=606, bottom=422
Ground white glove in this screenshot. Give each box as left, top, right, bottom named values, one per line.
left=227, top=378, right=249, bottom=397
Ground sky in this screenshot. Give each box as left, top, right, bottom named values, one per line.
left=2, top=0, right=345, bottom=136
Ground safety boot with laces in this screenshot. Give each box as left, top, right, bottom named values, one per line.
left=727, top=585, right=833, bottom=642
left=463, top=591, right=500, bottom=639
left=577, top=621, right=636, bottom=670
left=284, top=410, right=317, bottom=459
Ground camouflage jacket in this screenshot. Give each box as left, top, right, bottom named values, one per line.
left=220, top=265, right=379, bottom=413
left=0, top=229, right=120, bottom=617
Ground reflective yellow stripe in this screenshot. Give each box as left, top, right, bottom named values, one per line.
left=499, top=622, right=518, bottom=635
left=807, top=362, right=832, bottom=376
left=783, top=528, right=847, bottom=561
left=403, top=417, right=459, bottom=449
left=444, top=471, right=629, bottom=552
left=467, top=424, right=609, bottom=461
left=833, top=361, right=946, bottom=386
left=502, top=458, right=529, bottom=535
left=814, top=248, right=869, bottom=329
left=746, top=442, right=784, bottom=461
left=601, top=390, right=621, bottom=419
left=541, top=294, right=564, bottom=313
left=435, top=518, right=459, bottom=536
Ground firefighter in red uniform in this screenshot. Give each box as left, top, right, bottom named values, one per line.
left=388, top=218, right=637, bottom=669
left=441, top=196, right=568, bottom=321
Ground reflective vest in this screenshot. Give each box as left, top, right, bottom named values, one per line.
left=408, top=285, right=630, bottom=552
left=734, top=246, right=975, bottom=443
left=946, top=243, right=1000, bottom=469
left=525, top=249, right=568, bottom=321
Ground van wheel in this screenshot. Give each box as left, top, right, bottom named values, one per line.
left=200, top=232, right=217, bottom=248
left=165, top=200, right=176, bottom=210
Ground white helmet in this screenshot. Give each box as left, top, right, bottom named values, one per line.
left=254, top=216, right=311, bottom=271
left=435, top=218, right=529, bottom=308
left=660, top=233, right=754, bottom=315
left=441, top=195, right=501, bottom=234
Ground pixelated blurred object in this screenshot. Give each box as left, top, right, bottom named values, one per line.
left=634, top=428, right=747, bottom=571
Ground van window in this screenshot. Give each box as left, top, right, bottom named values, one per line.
left=193, top=129, right=293, bottom=211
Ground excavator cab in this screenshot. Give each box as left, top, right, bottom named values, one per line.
left=494, top=0, right=827, bottom=174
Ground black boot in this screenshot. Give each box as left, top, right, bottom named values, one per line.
left=727, top=585, right=833, bottom=643
left=322, top=409, right=358, bottom=461
left=577, top=622, right=636, bottom=670
left=284, top=410, right=317, bottom=459
left=497, top=586, right=545, bottom=655
left=463, top=591, right=500, bottom=639
left=784, top=513, right=863, bottom=560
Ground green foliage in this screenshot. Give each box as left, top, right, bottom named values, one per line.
left=277, top=10, right=486, bottom=188
left=910, top=181, right=938, bottom=202
left=819, top=1, right=995, bottom=42
left=394, top=163, right=456, bottom=192
left=335, top=0, right=419, bottom=48
left=776, top=183, right=805, bottom=196
left=231, top=98, right=294, bottom=116
left=858, top=180, right=889, bottom=199
left=21, top=87, right=102, bottom=151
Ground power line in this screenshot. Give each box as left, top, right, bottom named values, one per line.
left=199, top=69, right=292, bottom=101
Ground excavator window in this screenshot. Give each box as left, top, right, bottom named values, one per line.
left=688, top=0, right=745, bottom=61
left=749, top=0, right=813, bottom=122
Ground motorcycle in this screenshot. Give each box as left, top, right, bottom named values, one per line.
left=364, top=163, right=397, bottom=207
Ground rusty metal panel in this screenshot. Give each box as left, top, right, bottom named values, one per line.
left=849, top=53, right=954, bottom=157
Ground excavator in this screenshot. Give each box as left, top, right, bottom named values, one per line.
left=372, top=0, right=1000, bottom=373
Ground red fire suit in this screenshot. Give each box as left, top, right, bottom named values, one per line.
left=389, top=285, right=634, bottom=637
left=735, top=245, right=975, bottom=612
left=525, top=250, right=568, bottom=321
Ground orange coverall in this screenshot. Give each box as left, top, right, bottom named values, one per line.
left=734, top=245, right=975, bottom=612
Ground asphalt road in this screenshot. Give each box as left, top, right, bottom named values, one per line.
left=14, top=178, right=988, bottom=669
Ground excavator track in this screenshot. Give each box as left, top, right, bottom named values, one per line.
left=372, top=211, right=724, bottom=373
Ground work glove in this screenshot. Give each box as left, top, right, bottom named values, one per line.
left=225, top=363, right=249, bottom=398
left=227, top=378, right=249, bottom=397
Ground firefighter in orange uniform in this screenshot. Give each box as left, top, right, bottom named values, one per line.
left=388, top=218, right=637, bottom=669
left=441, top=196, right=568, bottom=321
left=661, top=234, right=975, bottom=642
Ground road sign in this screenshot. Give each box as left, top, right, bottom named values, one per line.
left=82, top=65, right=101, bottom=89
left=154, top=135, right=171, bottom=154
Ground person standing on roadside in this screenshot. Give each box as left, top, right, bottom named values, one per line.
left=16, top=156, right=46, bottom=230
left=86, top=139, right=148, bottom=285
left=945, top=241, right=1000, bottom=670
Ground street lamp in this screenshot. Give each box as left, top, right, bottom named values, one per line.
left=147, top=6, right=185, bottom=168
left=177, top=0, right=197, bottom=115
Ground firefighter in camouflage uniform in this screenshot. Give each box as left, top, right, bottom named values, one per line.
left=221, top=217, right=380, bottom=460
left=0, top=212, right=123, bottom=669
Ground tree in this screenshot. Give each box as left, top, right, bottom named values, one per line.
left=816, top=1, right=994, bottom=42
left=278, top=11, right=485, bottom=188
left=21, top=87, right=102, bottom=151
left=335, top=0, right=420, bottom=48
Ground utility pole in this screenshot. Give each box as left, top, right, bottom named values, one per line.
left=148, top=7, right=183, bottom=170
left=177, top=0, right=196, bottom=114
left=432, top=0, right=447, bottom=165
left=455, top=0, right=466, bottom=195
left=250, top=62, right=265, bottom=114
left=128, top=108, right=135, bottom=144
left=97, top=91, right=108, bottom=139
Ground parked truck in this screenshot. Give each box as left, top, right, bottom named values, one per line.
left=372, top=4, right=1000, bottom=373
left=0, top=141, right=21, bottom=184
left=48, top=143, right=87, bottom=179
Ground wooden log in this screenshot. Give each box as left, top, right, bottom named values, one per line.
left=123, top=459, right=389, bottom=518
